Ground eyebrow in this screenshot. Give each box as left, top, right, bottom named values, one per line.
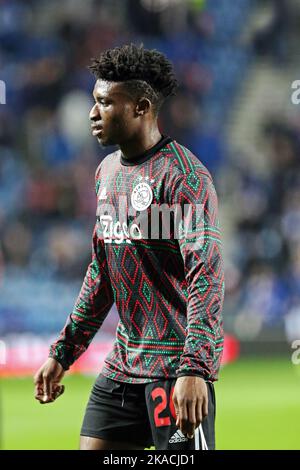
left=93, top=88, right=130, bottom=102
left=93, top=92, right=109, bottom=100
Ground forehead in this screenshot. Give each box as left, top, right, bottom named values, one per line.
left=93, top=79, right=132, bottom=100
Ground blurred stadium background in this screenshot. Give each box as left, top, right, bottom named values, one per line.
left=1, top=0, right=300, bottom=449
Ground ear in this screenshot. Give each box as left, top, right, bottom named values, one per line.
left=135, top=97, right=152, bottom=116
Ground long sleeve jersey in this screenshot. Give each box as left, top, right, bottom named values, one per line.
left=49, top=135, right=225, bottom=383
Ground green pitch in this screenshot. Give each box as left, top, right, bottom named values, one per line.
left=1, top=357, right=300, bottom=450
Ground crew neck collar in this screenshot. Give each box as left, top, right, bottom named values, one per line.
left=120, top=135, right=172, bottom=166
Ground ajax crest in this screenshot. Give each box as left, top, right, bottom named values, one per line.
left=131, top=182, right=153, bottom=211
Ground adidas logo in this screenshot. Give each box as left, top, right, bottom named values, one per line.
left=99, top=187, right=107, bottom=200
left=169, top=430, right=188, bottom=444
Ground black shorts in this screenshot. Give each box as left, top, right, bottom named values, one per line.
left=80, top=374, right=216, bottom=450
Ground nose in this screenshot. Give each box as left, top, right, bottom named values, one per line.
left=89, top=103, right=100, bottom=121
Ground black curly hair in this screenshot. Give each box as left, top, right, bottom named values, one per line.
left=89, top=43, right=178, bottom=115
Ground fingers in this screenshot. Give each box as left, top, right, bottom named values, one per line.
left=34, top=387, right=44, bottom=402
left=174, top=397, right=196, bottom=438
left=186, top=400, right=197, bottom=439
left=53, top=384, right=65, bottom=400
left=33, top=371, right=62, bottom=404
left=173, top=392, right=208, bottom=439
left=34, top=371, right=45, bottom=402
left=35, top=384, right=65, bottom=404
left=42, top=374, right=53, bottom=403
left=203, top=392, right=208, bottom=419
left=196, top=399, right=202, bottom=429
left=174, top=400, right=188, bottom=434
left=33, top=359, right=66, bottom=405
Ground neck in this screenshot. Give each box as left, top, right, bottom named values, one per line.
left=119, top=125, right=162, bottom=161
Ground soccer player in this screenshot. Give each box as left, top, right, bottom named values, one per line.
left=34, top=44, right=224, bottom=451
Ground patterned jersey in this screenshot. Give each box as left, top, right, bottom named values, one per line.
left=49, top=136, right=225, bottom=383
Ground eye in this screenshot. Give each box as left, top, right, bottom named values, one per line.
left=98, top=99, right=109, bottom=107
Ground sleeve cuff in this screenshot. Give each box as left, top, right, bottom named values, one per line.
left=48, top=352, right=70, bottom=371
left=176, top=371, right=206, bottom=379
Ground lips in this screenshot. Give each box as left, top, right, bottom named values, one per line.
left=91, top=123, right=103, bottom=137
left=92, top=128, right=103, bottom=137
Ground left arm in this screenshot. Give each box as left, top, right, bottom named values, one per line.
left=170, top=171, right=225, bottom=437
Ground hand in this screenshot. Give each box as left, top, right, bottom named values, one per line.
left=172, top=376, right=208, bottom=439
left=34, top=358, right=65, bottom=404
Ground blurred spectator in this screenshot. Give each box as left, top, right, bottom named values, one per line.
left=252, top=0, right=290, bottom=64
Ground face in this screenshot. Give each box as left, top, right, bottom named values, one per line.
left=90, top=79, right=141, bottom=146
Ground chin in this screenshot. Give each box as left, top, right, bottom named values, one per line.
left=97, top=136, right=108, bottom=146
left=98, top=136, right=117, bottom=147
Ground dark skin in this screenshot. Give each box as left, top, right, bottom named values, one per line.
left=90, top=79, right=162, bottom=160
left=33, top=79, right=208, bottom=449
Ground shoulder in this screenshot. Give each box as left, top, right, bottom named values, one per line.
left=164, top=141, right=215, bottom=201
left=94, top=150, right=121, bottom=196
left=165, top=141, right=219, bottom=207
left=95, top=149, right=121, bottom=180
left=166, top=140, right=213, bottom=182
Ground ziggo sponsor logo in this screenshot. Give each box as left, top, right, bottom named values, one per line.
left=96, top=196, right=204, bottom=247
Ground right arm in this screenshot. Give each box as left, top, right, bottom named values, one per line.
left=48, top=225, right=114, bottom=370
left=34, top=226, right=114, bottom=403
left=34, top=163, right=114, bottom=403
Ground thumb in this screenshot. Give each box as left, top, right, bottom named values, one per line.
left=53, top=384, right=65, bottom=400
